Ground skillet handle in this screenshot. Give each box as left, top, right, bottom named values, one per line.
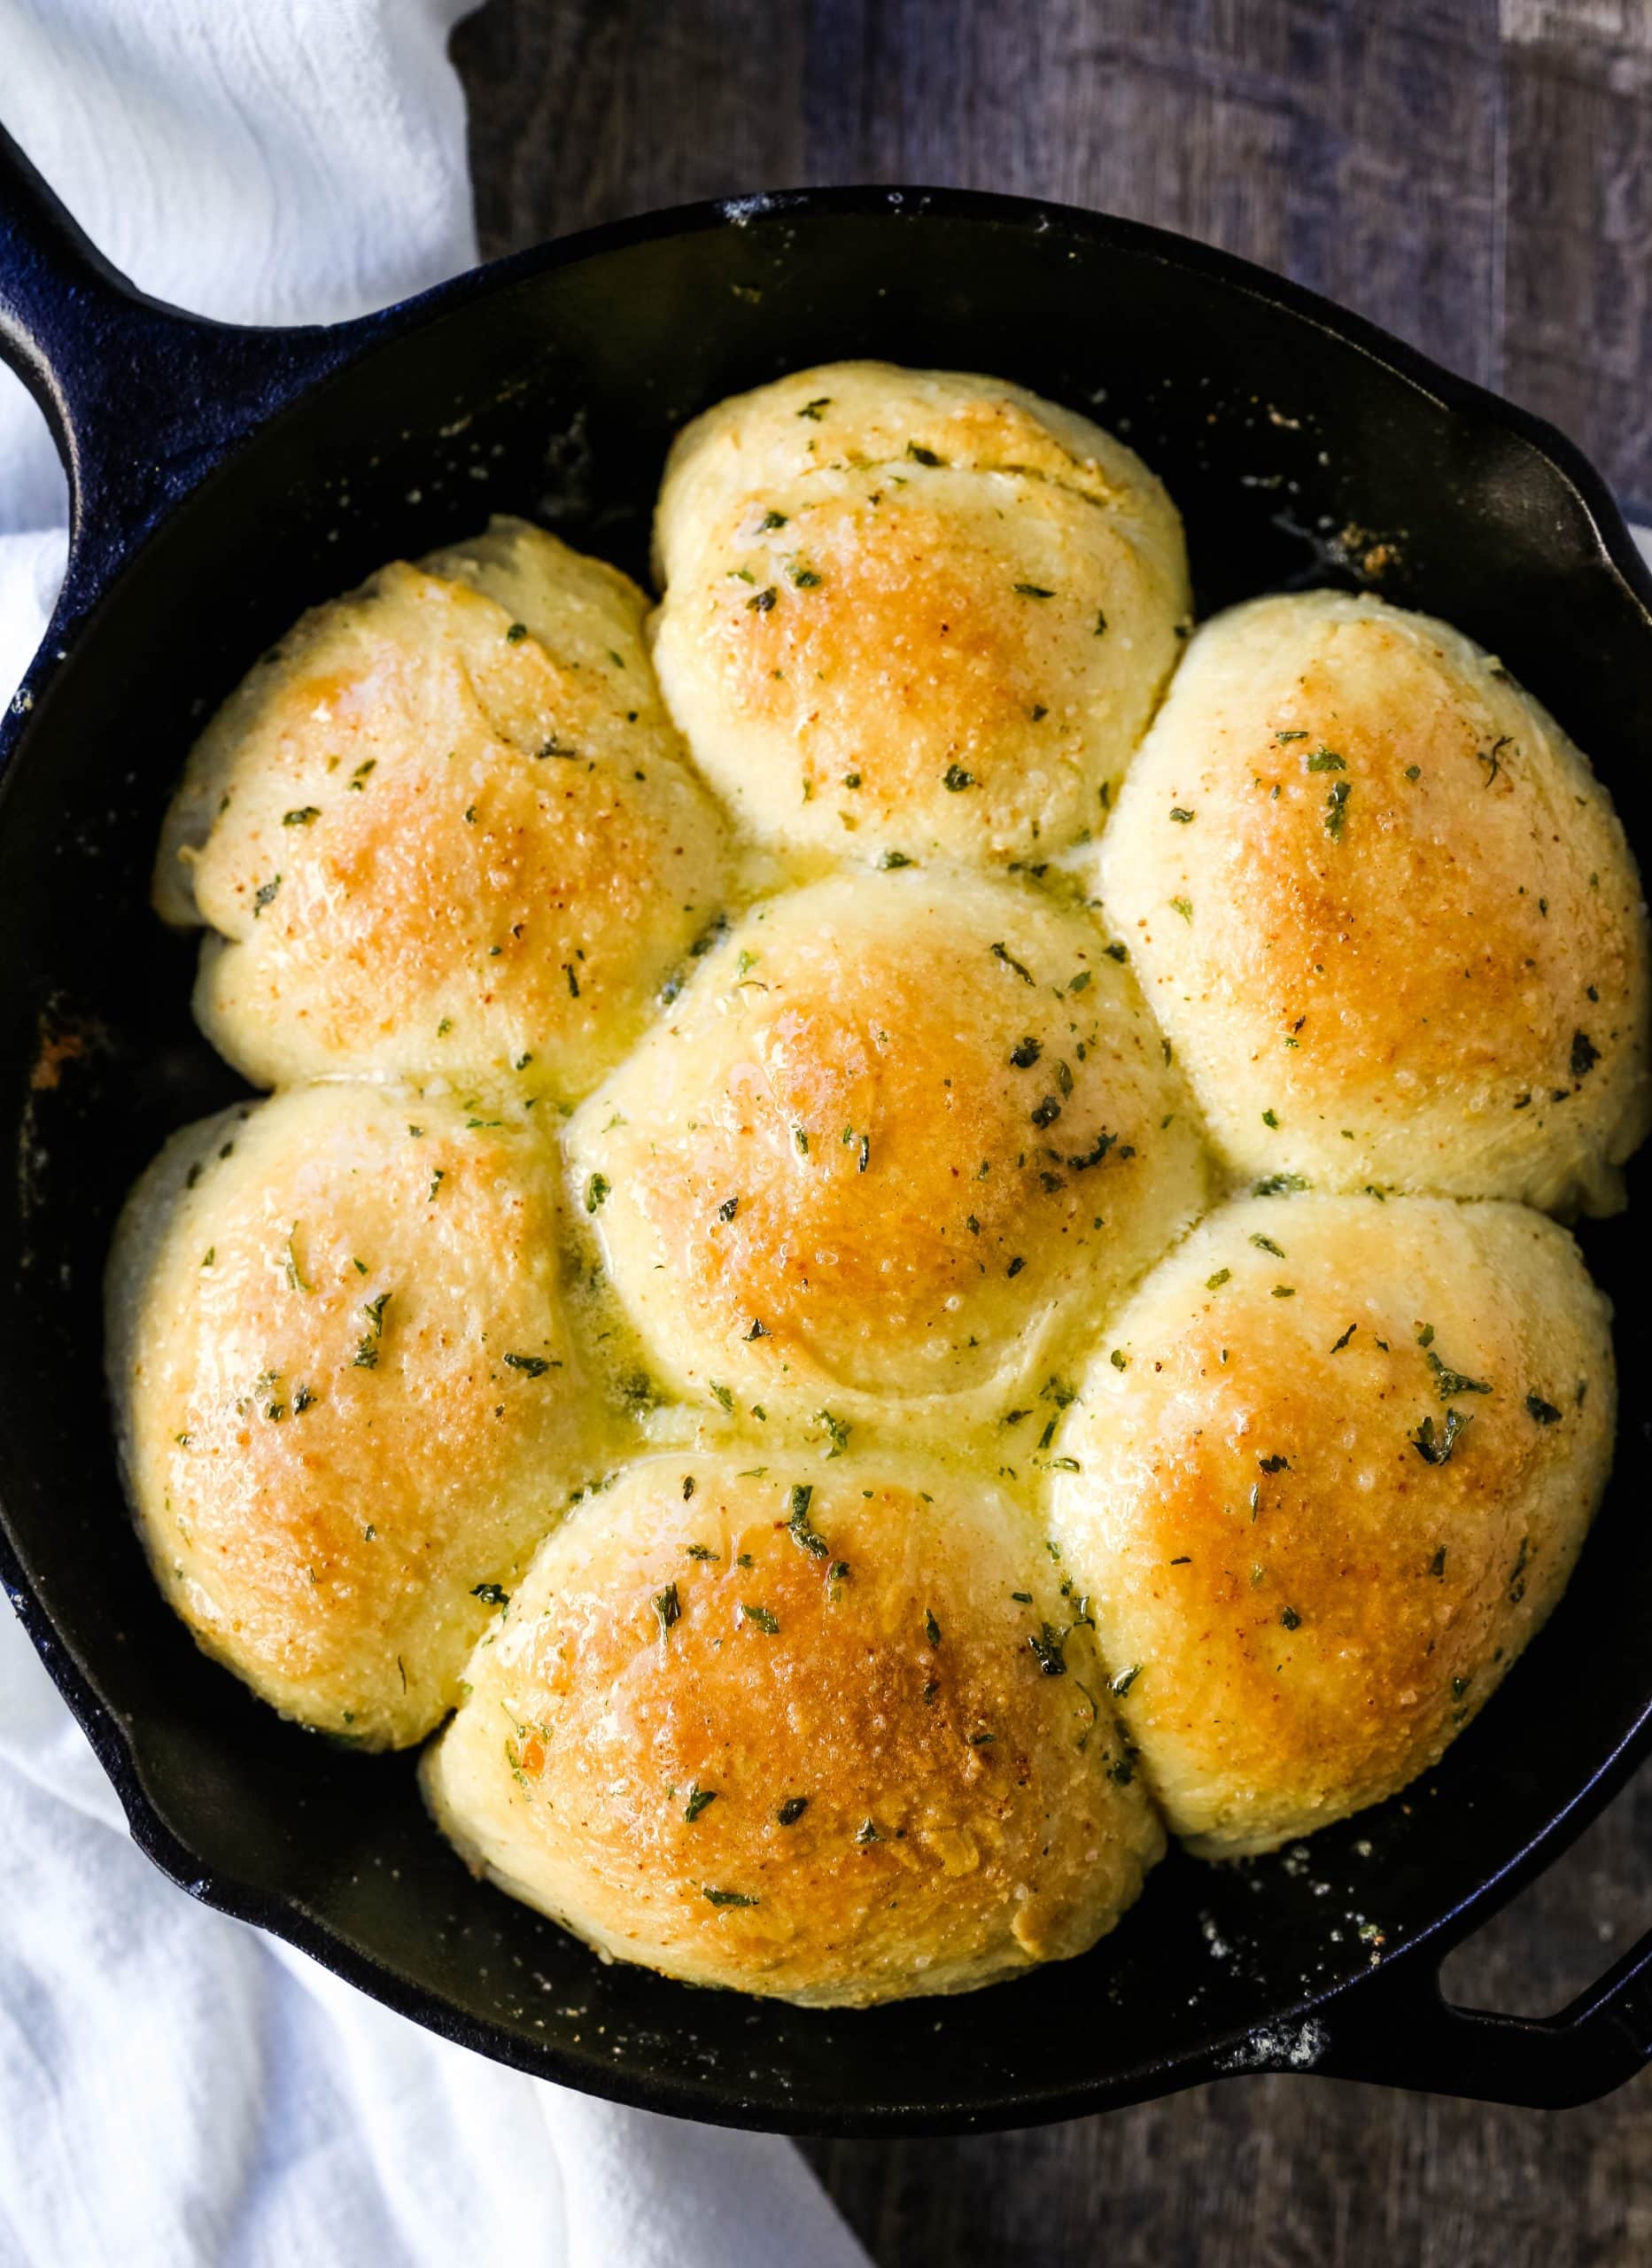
left=1315, top=1922, right=1652, bottom=2108
left=0, top=120, right=359, bottom=608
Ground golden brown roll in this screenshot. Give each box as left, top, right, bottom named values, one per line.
left=650, top=361, right=1191, bottom=862
left=1047, top=1193, right=1614, bottom=1855
left=155, top=516, right=727, bottom=1101
left=565, top=866, right=1206, bottom=1424
left=105, top=1081, right=586, bottom=1747
left=1098, top=589, right=1650, bottom=1213
left=423, top=1453, right=1162, bottom=2004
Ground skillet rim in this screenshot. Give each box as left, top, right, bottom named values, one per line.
left=2, top=177, right=1651, bottom=2133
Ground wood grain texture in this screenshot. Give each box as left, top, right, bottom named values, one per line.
left=454, top=0, right=1652, bottom=509
left=450, top=4, right=1652, bottom=2258
left=1502, top=2, right=1652, bottom=511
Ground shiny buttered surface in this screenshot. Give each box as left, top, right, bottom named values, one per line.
left=107, top=1082, right=586, bottom=1748
left=1100, top=591, right=1650, bottom=1212
left=423, top=1456, right=1162, bottom=2005
left=650, top=361, right=1191, bottom=863
left=1048, top=1196, right=1614, bottom=1854
left=155, top=517, right=727, bottom=1101
left=112, top=361, right=1645, bottom=2007
left=567, top=866, right=1206, bottom=1419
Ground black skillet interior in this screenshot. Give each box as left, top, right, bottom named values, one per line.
left=3, top=189, right=1652, bottom=2135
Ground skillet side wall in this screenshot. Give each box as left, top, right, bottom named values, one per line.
left=0, top=198, right=1649, bottom=2132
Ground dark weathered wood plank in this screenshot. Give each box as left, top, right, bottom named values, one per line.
left=449, top=5, right=1652, bottom=2259
left=797, top=0, right=1504, bottom=387
left=454, top=0, right=806, bottom=249
left=458, top=1, right=1508, bottom=383
left=1499, top=0, right=1652, bottom=514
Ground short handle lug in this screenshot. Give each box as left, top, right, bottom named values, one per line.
left=1317, top=1922, right=1652, bottom=2109
left=0, top=120, right=364, bottom=610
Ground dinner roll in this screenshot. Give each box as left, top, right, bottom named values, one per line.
left=650, top=361, right=1191, bottom=861
left=1047, top=1193, right=1614, bottom=1855
left=106, top=1082, right=586, bottom=1747
left=423, top=1454, right=1162, bottom=2004
left=566, top=866, right=1206, bottom=1422
left=1098, top=590, right=1650, bottom=1213
left=156, top=516, right=726, bottom=1101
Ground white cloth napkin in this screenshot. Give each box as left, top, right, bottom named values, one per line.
left=0, top=7, right=869, bottom=2264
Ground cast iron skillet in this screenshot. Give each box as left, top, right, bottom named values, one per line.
left=2, top=123, right=1650, bottom=2136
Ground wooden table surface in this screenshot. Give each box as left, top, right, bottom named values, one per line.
left=452, top=4, right=1652, bottom=2259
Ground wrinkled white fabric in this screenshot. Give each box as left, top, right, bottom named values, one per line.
left=0, top=7, right=869, bottom=2263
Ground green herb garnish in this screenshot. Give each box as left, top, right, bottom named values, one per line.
left=1411, top=1409, right=1470, bottom=1465
left=1425, top=1349, right=1491, bottom=1401
left=787, top=1484, right=829, bottom=1558
left=1028, top=1624, right=1068, bottom=1677
left=817, top=1410, right=850, bottom=1458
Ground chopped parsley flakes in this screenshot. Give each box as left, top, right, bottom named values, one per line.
left=1411, top=1408, right=1470, bottom=1465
